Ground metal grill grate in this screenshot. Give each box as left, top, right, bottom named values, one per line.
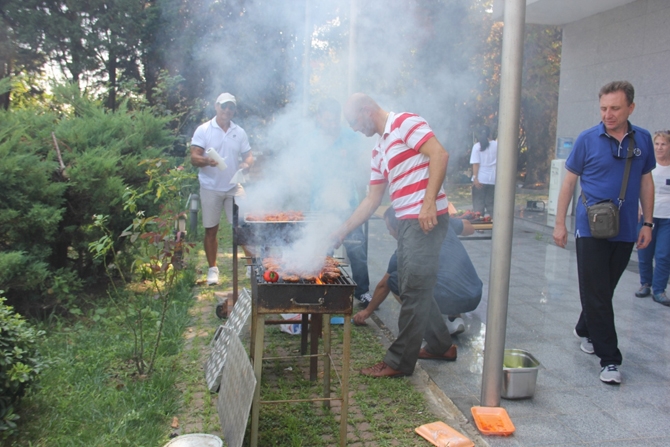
left=216, top=325, right=256, bottom=447
left=204, top=288, right=252, bottom=392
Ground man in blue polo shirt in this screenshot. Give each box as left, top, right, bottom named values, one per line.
left=553, top=81, right=655, bottom=385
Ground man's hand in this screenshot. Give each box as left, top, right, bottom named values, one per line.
left=353, top=309, right=371, bottom=326
left=637, top=226, right=652, bottom=250
left=190, top=146, right=217, bottom=168
left=553, top=223, right=568, bottom=248
left=329, top=230, right=346, bottom=250
left=473, top=178, right=483, bottom=189
left=418, top=201, right=438, bottom=233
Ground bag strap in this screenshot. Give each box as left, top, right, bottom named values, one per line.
left=581, top=133, right=636, bottom=209
left=618, top=133, right=635, bottom=207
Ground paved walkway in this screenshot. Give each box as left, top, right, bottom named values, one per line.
left=361, top=209, right=670, bottom=447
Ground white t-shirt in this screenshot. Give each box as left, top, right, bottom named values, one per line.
left=191, top=118, right=251, bottom=192
left=469, top=140, right=498, bottom=185
left=652, top=163, right=670, bottom=218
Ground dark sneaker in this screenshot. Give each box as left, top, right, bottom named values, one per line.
left=635, top=284, right=651, bottom=298
left=653, top=291, right=670, bottom=307
left=600, top=364, right=621, bottom=384
left=357, top=292, right=372, bottom=308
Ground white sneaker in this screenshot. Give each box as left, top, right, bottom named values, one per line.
left=207, top=267, right=219, bottom=285
left=358, top=292, right=372, bottom=308
left=445, top=317, right=466, bottom=335
left=600, top=364, right=621, bottom=384
left=573, top=328, right=594, bottom=354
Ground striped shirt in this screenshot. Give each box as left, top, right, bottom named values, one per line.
left=370, top=112, right=449, bottom=219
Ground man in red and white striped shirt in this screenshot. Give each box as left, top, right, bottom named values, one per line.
left=333, top=93, right=456, bottom=378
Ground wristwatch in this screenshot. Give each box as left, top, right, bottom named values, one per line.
left=643, top=222, right=654, bottom=229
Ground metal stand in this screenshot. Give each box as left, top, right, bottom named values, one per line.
left=249, top=303, right=352, bottom=447
left=232, top=200, right=240, bottom=306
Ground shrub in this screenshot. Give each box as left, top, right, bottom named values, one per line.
left=0, top=83, right=193, bottom=310
left=0, top=294, right=47, bottom=438
left=88, top=159, right=195, bottom=375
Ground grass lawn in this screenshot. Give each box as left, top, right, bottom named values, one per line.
left=174, top=224, right=456, bottom=446
left=10, top=222, right=464, bottom=447
left=11, top=268, right=197, bottom=447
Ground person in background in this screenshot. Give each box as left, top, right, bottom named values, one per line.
left=553, top=81, right=655, bottom=385
left=635, top=130, right=670, bottom=306
left=333, top=93, right=455, bottom=378
left=190, top=93, right=254, bottom=285
left=469, top=125, right=497, bottom=216
left=313, top=98, right=372, bottom=307
left=353, top=207, right=482, bottom=334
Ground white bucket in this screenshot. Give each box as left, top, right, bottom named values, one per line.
left=163, top=433, right=223, bottom=447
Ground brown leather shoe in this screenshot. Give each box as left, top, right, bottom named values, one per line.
left=418, top=344, right=457, bottom=361
left=360, top=361, right=408, bottom=378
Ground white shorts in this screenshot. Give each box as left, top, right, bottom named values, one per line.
left=200, top=185, right=245, bottom=228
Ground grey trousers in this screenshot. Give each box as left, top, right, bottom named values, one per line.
left=384, top=213, right=453, bottom=374
left=472, top=184, right=495, bottom=216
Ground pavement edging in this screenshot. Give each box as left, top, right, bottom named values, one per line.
left=368, top=313, right=490, bottom=447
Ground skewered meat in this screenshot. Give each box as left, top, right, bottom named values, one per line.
left=246, top=211, right=305, bottom=222
left=322, top=271, right=341, bottom=280
left=258, top=255, right=342, bottom=283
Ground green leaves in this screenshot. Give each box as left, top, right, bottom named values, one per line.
left=0, top=295, right=47, bottom=439
left=0, top=89, right=184, bottom=308
left=86, top=156, right=194, bottom=377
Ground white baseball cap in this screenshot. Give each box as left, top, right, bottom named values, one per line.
left=216, top=93, right=236, bottom=105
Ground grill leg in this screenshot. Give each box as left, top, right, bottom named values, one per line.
left=309, top=314, right=321, bottom=381
left=250, top=313, right=264, bottom=447
left=340, top=312, right=351, bottom=447
left=322, top=314, right=331, bottom=407
left=300, top=313, right=309, bottom=355
left=232, top=200, right=239, bottom=306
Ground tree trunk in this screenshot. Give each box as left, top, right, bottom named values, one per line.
left=107, top=54, right=117, bottom=111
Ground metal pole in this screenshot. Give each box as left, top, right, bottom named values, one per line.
left=480, top=0, right=526, bottom=407
left=302, top=0, right=312, bottom=116
left=347, top=0, right=358, bottom=96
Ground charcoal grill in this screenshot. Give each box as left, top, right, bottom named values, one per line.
left=230, top=200, right=369, bottom=307
left=231, top=202, right=315, bottom=306
left=251, top=263, right=355, bottom=313
left=248, top=260, right=354, bottom=447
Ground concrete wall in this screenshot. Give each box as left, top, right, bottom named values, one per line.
left=556, top=0, right=670, bottom=143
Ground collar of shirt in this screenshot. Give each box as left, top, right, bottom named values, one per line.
left=211, top=117, right=238, bottom=134
left=598, top=120, right=635, bottom=140
left=381, top=111, right=394, bottom=139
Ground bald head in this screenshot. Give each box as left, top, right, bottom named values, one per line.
left=344, top=93, right=387, bottom=137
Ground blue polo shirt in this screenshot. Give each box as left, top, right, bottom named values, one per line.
left=566, top=122, right=655, bottom=242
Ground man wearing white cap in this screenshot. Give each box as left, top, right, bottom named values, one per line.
left=190, top=92, right=254, bottom=285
